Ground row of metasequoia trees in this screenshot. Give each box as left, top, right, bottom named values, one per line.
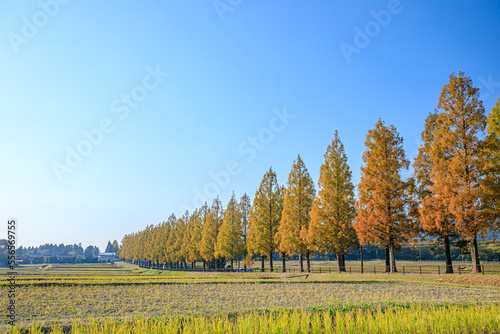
left=119, top=72, right=500, bottom=274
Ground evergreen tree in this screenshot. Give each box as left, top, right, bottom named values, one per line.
left=105, top=241, right=113, bottom=253
left=84, top=245, right=97, bottom=258
left=309, top=131, right=357, bottom=272
left=248, top=167, right=283, bottom=272
left=112, top=240, right=119, bottom=253
left=276, top=155, right=316, bottom=272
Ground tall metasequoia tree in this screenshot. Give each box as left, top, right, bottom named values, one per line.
left=176, top=212, right=190, bottom=269
left=199, top=202, right=215, bottom=266
left=186, top=209, right=203, bottom=269
left=215, top=193, right=245, bottom=269
left=354, top=119, right=414, bottom=273
left=164, top=214, right=177, bottom=267
left=309, top=131, right=357, bottom=272
left=117, top=235, right=129, bottom=259
left=197, top=203, right=210, bottom=269
left=488, top=95, right=500, bottom=135
left=414, top=111, right=457, bottom=273
left=428, top=72, right=496, bottom=273
left=276, top=155, right=316, bottom=272
left=158, top=218, right=173, bottom=266
left=199, top=198, right=224, bottom=269
left=239, top=194, right=251, bottom=269
left=483, top=95, right=500, bottom=224
left=248, top=167, right=283, bottom=272
left=151, top=224, right=163, bottom=267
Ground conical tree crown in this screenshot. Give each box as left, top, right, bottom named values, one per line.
left=248, top=167, right=283, bottom=257
left=487, top=95, right=500, bottom=136
left=238, top=194, right=251, bottom=246
left=215, top=193, right=245, bottom=261
left=415, top=110, right=456, bottom=238
left=354, top=119, right=413, bottom=247
left=428, top=72, right=492, bottom=239
left=277, top=155, right=315, bottom=256
left=309, top=131, right=357, bottom=254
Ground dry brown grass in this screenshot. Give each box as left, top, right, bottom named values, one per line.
left=436, top=275, right=500, bottom=288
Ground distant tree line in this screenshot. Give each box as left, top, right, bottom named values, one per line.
left=119, top=72, right=500, bottom=274
left=14, top=243, right=101, bottom=264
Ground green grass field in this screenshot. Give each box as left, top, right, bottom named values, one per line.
left=2, top=262, right=500, bottom=333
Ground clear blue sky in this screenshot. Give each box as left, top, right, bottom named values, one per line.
left=1, top=1, right=499, bottom=251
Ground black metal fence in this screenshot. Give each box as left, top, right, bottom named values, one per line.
left=135, top=261, right=494, bottom=275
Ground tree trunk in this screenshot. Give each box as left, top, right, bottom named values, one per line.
left=336, top=253, right=342, bottom=272
left=385, top=246, right=390, bottom=272
left=471, top=236, right=482, bottom=273
left=300, top=253, right=304, bottom=272
left=281, top=253, right=286, bottom=273
left=340, top=254, right=346, bottom=272
left=270, top=252, right=274, bottom=272
left=444, top=235, right=454, bottom=273
left=389, top=242, right=397, bottom=273
left=306, top=250, right=311, bottom=273
left=203, top=260, right=206, bottom=270
left=360, top=246, right=364, bottom=274
left=230, top=259, right=234, bottom=269
left=261, top=256, right=265, bottom=272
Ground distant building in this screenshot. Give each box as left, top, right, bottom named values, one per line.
left=98, top=252, right=117, bottom=263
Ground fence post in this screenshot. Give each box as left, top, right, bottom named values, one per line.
left=438, top=266, right=440, bottom=275
left=349, top=267, right=351, bottom=274
left=482, top=264, right=485, bottom=275
left=403, top=266, right=405, bottom=275
left=329, top=267, right=331, bottom=274
left=458, top=266, right=461, bottom=275
left=374, top=266, right=376, bottom=274
left=419, top=266, right=422, bottom=275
